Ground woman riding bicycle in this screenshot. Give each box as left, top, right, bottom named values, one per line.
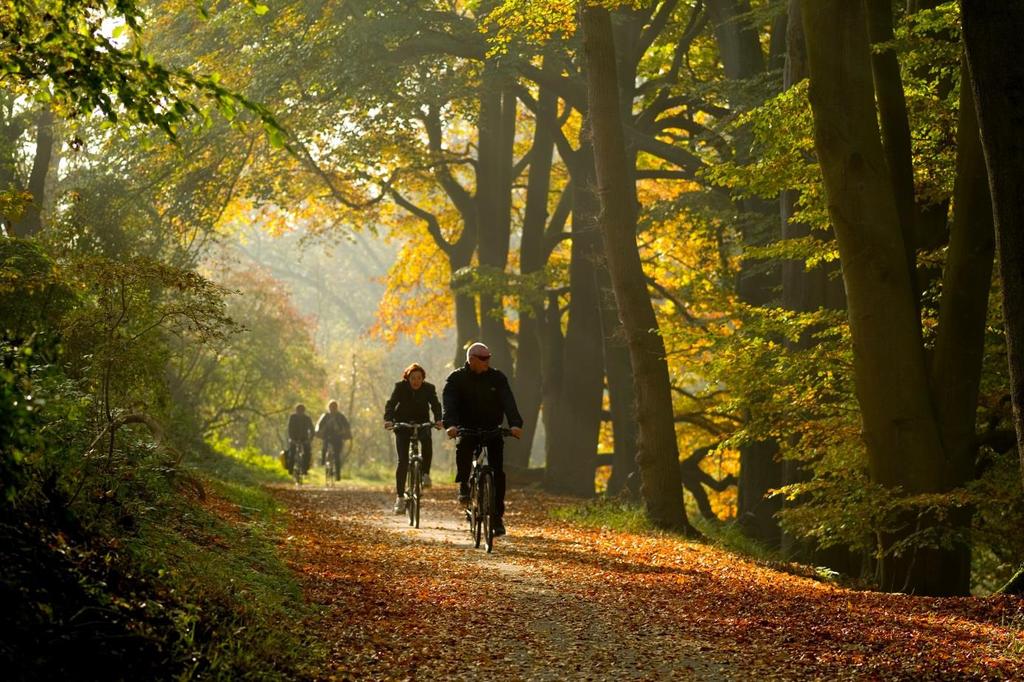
left=383, top=363, right=442, bottom=514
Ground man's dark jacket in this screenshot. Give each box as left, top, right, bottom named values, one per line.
left=383, top=380, right=442, bottom=424
left=288, top=412, right=314, bottom=441
left=441, top=365, right=523, bottom=430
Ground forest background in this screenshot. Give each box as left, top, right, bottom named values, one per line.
left=3, top=0, right=1023, bottom=677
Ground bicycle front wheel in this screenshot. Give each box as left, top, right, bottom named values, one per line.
left=289, top=446, right=299, bottom=485
left=407, top=458, right=421, bottom=527
left=412, top=459, right=422, bottom=528
left=471, top=477, right=482, bottom=548
left=481, top=471, right=495, bottom=553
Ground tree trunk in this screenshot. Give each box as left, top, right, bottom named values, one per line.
left=706, top=0, right=765, bottom=78
left=926, top=67, right=995, bottom=594
left=802, top=0, right=960, bottom=595
left=582, top=5, right=695, bottom=534
left=476, top=66, right=515, bottom=374
left=539, top=289, right=565, bottom=471
left=865, top=0, right=917, bottom=280
left=451, top=256, right=480, bottom=367
left=962, top=1, right=1024, bottom=491
left=544, top=140, right=605, bottom=497
left=510, top=71, right=558, bottom=472
left=597, top=261, right=639, bottom=497
left=710, top=0, right=783, bottom=547
left=10, top=108, right=54, bottom=237
left=778, top=0, right=851, bottom=570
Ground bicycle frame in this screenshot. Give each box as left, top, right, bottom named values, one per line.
left=391, top=422, right=434, bottom=528
left=323, top=439, right=343, bottom=486
left=288, top=438, right=309, bottom=485
left=458, top=427, right=512, bottom=553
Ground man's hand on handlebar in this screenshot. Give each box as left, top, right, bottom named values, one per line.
left=384, top=421, right=394, bottom=430
left=446, top=426, right=524, bottom=439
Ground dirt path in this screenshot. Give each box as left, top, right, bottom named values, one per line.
left=272, top=484, right=1024, bottom=681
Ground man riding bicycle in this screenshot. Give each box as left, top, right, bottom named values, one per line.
left=384, top=362, right=442, bottom=514
left=287, top=403, right=315, bottom=476
left=442, top=343, right=523, bottom=537
left=317, top=399, right=352, bottom=481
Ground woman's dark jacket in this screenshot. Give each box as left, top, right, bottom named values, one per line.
left=383, top=380, right=442, bottom=424
left=441, top=365, right=523, bottom=430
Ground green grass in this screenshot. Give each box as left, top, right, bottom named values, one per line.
left=1006, top=611, right=1024, bottom=658
left=120, top=439, right=320, bottom=680
left=551, top=496, right=780, bottom=558
left=2, top=432, right=320, bottom=680
left=551, top=496, right=656, bottom=534
left=689, top=513, right=780, bottom=563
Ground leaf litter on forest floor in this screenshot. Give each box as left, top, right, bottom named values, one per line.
left=268, top=485, right=1023, bottom=681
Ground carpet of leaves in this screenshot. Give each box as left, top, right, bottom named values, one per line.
left=270, top=484, right=1024, bottom=681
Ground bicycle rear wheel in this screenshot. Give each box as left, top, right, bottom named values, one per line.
left=482, top=471, right=495, bottom=553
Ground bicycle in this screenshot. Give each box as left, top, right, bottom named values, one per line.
left=322, top=439, right=344, bottom=486
left=288, top=438, right=309, bottom=485
left=389, top=422, right=436, bottom=528
left=458, top=427, right=513, bottom=553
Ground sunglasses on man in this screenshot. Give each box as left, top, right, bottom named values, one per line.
left=471, top=354, right=492, bottom=361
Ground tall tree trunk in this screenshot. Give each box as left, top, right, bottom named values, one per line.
left=476, top=66, right=515, bottom=374
left=865, top=0, right=917, bottom=279
left=962, top=1, right=1024, bottom=491
left=544, top=140, right=605, bottom=497
left=802, top=0, right=959, bottom=595
left=778, top=0, right=851, bottom=570
left=11, top=109, right=54, bottom=237
left=452, top=286, right=480, bottom=367
left=540, top=289, right=565, bottom=471
left=710, top=0, right=783, bottom=548
left=706, top=0, right=765, bottom=78
left=510, top=71, right=558, bottom=472
left=926, top=67, right=995, bottom=593
left=598, top=262, right=639, bottom=497
left=582, top=4, right=695, bottom=534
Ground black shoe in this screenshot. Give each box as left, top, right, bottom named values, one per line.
left=493, top=519, right=506, bottom=537
left=458, top=494, right=470, bottom=505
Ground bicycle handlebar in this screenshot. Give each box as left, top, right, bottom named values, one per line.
left=454, top=426, right=515, bottom=439
left=389, top=421, right=439, bottom=431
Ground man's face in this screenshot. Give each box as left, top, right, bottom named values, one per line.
left=329, top=404, right=338, bottom=413
left=468, top=350, right=491, bottom=374
left=409, top=371, right=425, bottom=389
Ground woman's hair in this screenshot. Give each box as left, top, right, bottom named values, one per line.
left=327, top=399, right=339, bottom=410
left=402, top=363, right=426, bottom=381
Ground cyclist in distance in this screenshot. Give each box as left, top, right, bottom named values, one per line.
left=287, top=403, right=315, bottom=476
left=316, top=399, right=352, bottom=481
left=442, top=342, right=523, bottom=537
left=383, top=363, right=442, bottom=514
